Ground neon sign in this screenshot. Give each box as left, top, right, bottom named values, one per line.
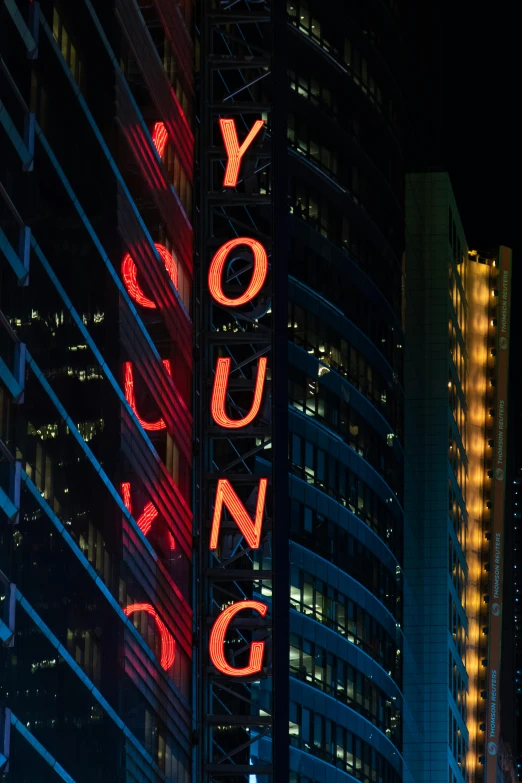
left=206, top=120, right=270, bottom=677
left=208, top=600, right=267, bottom=677
left=218, top=118, right=265, bottom=188
left=209, top=477, right=268, bottom=551
left=211, top=356, right=267, bottom=429
left=208, top=237, right=268, bottom=308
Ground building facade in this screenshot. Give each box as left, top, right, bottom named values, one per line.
left=6, top=5, right=516, bottom=783
left=1, top=0, right=194, bottom=780
left=404, top=172, right=512, bottom=783
left=195, top=1, right=406, bottom=782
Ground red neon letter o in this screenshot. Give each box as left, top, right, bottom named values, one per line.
left=122, top=243, right=178, bottom=309
left=209, top=600, right=267, bottom=677
left=208, top=238, right=268, bottom=307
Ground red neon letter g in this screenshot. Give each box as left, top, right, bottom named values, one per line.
left=124, top=603, right=175, bottom=670
left=208, top=237, right=268, bottom=307
left=211, top=356, right=267, bottom=429
left=210, top=478, right=267, bottom=550
left=219, top=118, right=265, bottom=188
left=209, top=600, right=267, bottom=677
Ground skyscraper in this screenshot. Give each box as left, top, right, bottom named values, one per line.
left=3, top=4, right=514, bottom=783
left=1, top=0, right=194, bottom=780
left=403, top=172, right=512, bottom=783
left=196, top=1, right=405, bottom=781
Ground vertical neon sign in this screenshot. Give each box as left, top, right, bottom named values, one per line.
left=206, top=118, right=269, bottom=677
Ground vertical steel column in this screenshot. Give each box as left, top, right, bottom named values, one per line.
left=195, top=2, right=277, bottom=781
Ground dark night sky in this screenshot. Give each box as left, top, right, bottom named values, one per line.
left=406, top=0, right=520, bottom=368
left=408, top=2, right=517, bottom=249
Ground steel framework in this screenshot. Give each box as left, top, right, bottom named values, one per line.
left=195, top=1, right=288, bottom=781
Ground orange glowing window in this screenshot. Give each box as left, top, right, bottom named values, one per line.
left=209, top=600, right=267, bottom=677
left=208, top=237, right=268, bottom=307
left=211, top=356, right=267, bottom=429
left=122, top=243, right=178, bottom=309
left=219, top=118, right=265, bottom=188
left=210, top=477, right=267, bottom=550
left=152, top=122, right=168, bottom=158
left=124, top=603, right=175, bottom=670
left=124, top=359, right=171, bottom=431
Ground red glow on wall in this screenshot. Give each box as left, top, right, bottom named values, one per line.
left=122, top=243, right=178, bottom=309
left=219, top=118, right=265, bottom=188
left=124, top=359, right=172, bottom=431
left=209, top=600, right=267, bottom=677
left=168, top=532, right=176, bottom=550
left=208, top=237, right=268, bottom=307
left=152, top=122, right=168, bottom=158
left=210, top=477, right=267, bottom=550
left=121, top=482, right=158, bottom=537
left=211, top=356, right=267, bottom=429
left=124, top=603, right=175, bottom=670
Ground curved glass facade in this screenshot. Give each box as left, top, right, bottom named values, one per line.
left=285, top=1, right=405, bottom=780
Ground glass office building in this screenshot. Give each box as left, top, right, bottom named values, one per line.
left=404, top=172, right=512, bottom=783
left=1, top=0, right=194, bottom=780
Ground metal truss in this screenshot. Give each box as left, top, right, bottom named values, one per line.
left=195, top=2, right=278, bottom=781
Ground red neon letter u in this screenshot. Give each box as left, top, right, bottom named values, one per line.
left=208, top=237, right=268, bottom=307
left=210, top=478, right=267, bottom=550
left=124, top=603, right=175, bottom=670
left=219, top=118, right=265, bottom=188
left=209, top=600, right=267, bottom=677
left=124, top=359, right=171, bottom=431
left=211, top=356, right=267, bottom=429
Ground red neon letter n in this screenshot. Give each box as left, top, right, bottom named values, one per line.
left=210, top=478, right=267, bottom=550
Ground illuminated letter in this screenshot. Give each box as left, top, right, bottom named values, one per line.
left=210, top=478, right=267, bottom=550
left=219, top=118, right=265, bottom=188
left=152, top=121, right=168, bottom=158
left=121, top=483, right=175, bottom=549
left=211, top=356, right=267, bottom=429
left=209, top=600, right=267, bottom=677
left=121, top=482, right=158, bottom=537
left=124, top=603, right=175, bottom=670
left=208, top=237, right=268, bottom=307
left=124, top=359, right=171, bottom=431
left=122, top=243, right=178, bottom=309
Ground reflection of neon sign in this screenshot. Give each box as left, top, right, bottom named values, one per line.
left=209, top=601, right=267, bottom=677
left=152, top=121, right=168, bottom=158
left=120, top=120, right=186, bottom=675
left=219, top=118, right=265, bottom=188
left=207, top=118, right=269, bottom=678
left=124, top=603, right=175, bottom=670
left=208, top=237, right=268, bottom=307
left=121, top=482, right=158, bottom=536
left=211, top=356, right=267, bottom=429
left=121, top=482, right=176, bottom=550
left=124, top=359, right=171, bottom=431
left=210, top=478, right=267, bottom=551
left=122, top=244, right=178, bottom=309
